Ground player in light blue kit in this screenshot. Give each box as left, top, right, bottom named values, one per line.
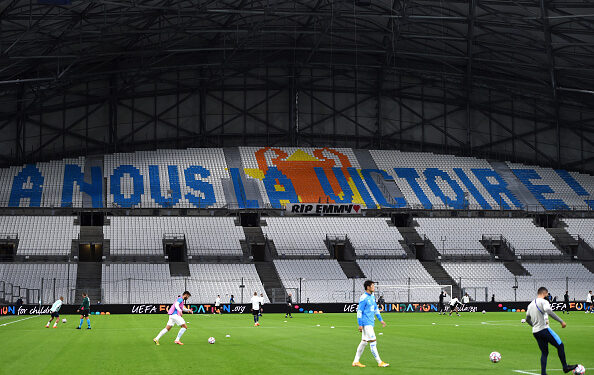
left=352, top=280, right=389, bottom=368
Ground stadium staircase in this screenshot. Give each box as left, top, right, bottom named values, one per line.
left=254, top=262, right=285, bottom=303
left=169, top=263, right=190, bottom=277
left=398, top=227, right=438, bottom=260
left=243, top=227, right=276, bottom=261
left=420, top=261, right=462, bottom=298
left=338, top=261, right=366, bottom=279
left=480, top=236, right=516, bottom=261
left=353, top=149, right=405, bottom=204
left=503, top=262, right=531, bottom=276
left=75, top=263, right=102, bottom=304
left=545, top=228, right=579, bottom=257
left=582, top=261, right=594, bottom=273
left=489, top=161, right=542, bottom=210
left=223, top=147, right=263, bottom=208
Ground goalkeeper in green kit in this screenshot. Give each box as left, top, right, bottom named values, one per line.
left=77, top=292, right=91, bottom=330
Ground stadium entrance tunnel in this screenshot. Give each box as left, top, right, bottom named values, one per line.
left=240, top=212, right=260, bottom=227
left=79, top=243, right=103, bottom=262
left=0, top=243, right=15, bottom=262
left=80, top=212, right=105, bottom=226
left=165, top=244, right=185, bottom=262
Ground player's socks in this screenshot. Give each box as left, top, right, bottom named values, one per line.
left=87, top=319, right=91, bottom=328
left=53, top=322, right=57, bottom=328
left=155, top=328, right=168, bottom=340
left=78, top=318, right=83, bottom=328
left=353, top=340, right=367, bottom=363
left=46, top=322, right=50, bottom=328
left=369, top=341, right=382, bottom=364
left=176, top=327, right=186, bottom=341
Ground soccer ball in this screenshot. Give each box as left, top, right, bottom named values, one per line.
left=62, top=319, right=67, bottom=323
left=482, top=310, right=486, bottom=314
left=208, top=337, right=215, bottom=344
left=573, top=365, right=586, bottom=375
left=489, top=352, right=501, bottom=363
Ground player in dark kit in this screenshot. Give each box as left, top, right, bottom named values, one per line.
left=285, top=293, right=293, bottom=318
left=563, top=291, right=570, bottom=314
left=438, top=291, right=446, bottom=315
left=77, top=292, right=91, bottom=330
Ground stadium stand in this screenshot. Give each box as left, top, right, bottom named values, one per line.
left=101, top=263, right=267, bottom=304
left=0, top=216, right=77, bottom=256
left=0, top=263, right=77, bottom=303
left=357, top=259, right=440, bottom=301
left=521, top=262, right=594, bottom=301
left=0, top=157, right=87, bottom=208
left=415, top=218, right=561, bottom=257
left=262, top=217, right=406, bottom=257
left=273, top=259, right=359, bottom=302
left=441, top=262, right=534, bottom=301
left=104, top=148, right=229, bottom=208
left=104, top=216, right=244, bottom=256
left=239, top=146, right=378, bottom=208
left=562, top=219, right=594, bottom=248
left=370, top=150, right=520, bottom=210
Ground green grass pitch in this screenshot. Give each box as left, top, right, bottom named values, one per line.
left=0, top=312, right=592, bottom=374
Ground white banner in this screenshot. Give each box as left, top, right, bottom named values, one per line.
left=285, top=203, right=363, bottom=215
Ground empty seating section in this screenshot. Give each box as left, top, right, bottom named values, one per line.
left=443, top=262, right=594, bottom=302
left=0, top=263, right=77, bottom=303
left=442, top=262, right=534, bottom=301
left=273, top=259, right=357, bottom=302
left=507, top=163, right=593, bottom=209
left=357, top=259, right=440, bottom=301
left=562, top=219, right=594, bottom=248
left=370, top=150, right=514, bottom=210
left=521, top=263, right=594, bottom=301
left=102, top=264, right=178, bottom=303
left=262, top=217, right=405, bottom=257
left=240, top=146, right=378, bottom=207
left=0, top=216, right=76, bottom=256
left=415, top=218, right=560, bottom=257
left=0, top=158, right=86, bottom=208
left=187, top=264, right=268, bottom=304
left=101, top=263, right=267, bottom=304
left=104, top=148, right=228, bottom=208
left=0, top=148, right=593, bottom=210
left=105, top=216, right=244, bottom=256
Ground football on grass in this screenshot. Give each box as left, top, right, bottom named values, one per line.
left=573, top=365, right=586, bottom=375
left=62, top=319, right=67, bottom=323
left=489, top=352, right=501, bottom=363
left=208, top=337, right=215, bottom=344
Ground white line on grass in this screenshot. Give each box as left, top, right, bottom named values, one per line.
left=514, top=369, right=593, bottom=374
left=0, top=315, right=38, bottom=326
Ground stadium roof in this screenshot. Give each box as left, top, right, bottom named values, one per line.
left=1, top=0, right=594, bottom=171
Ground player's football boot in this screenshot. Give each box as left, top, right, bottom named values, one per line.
left=378, top=362, right=390, bottom=367
left=76, top=327, right=81, bottom=329
left=174, top=340, right=184, bottom=345
left=45, top=325, right=49, bottom=328
left=352, top=362, right=366, bottom=368
left=563, top=365, right=578, bottom=373
left=153, top=338, right=160, bottom=346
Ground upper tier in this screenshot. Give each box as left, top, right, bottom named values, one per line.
left=1, top=147, right=593, bottom=210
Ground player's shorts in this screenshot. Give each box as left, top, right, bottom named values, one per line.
left=80, top=310, right=89, bottom=317
left=167, top=314, right=186, bottom=327
left=252, top=309, right=259, bottom=316
left=361, top=325, right=376, bottom=341
left=50, top=311, right=60, bottom=318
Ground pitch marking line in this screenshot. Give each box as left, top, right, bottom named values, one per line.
left=0, top=315, right=38, bottom=327
left=514, top=368, right=592, bottom=374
